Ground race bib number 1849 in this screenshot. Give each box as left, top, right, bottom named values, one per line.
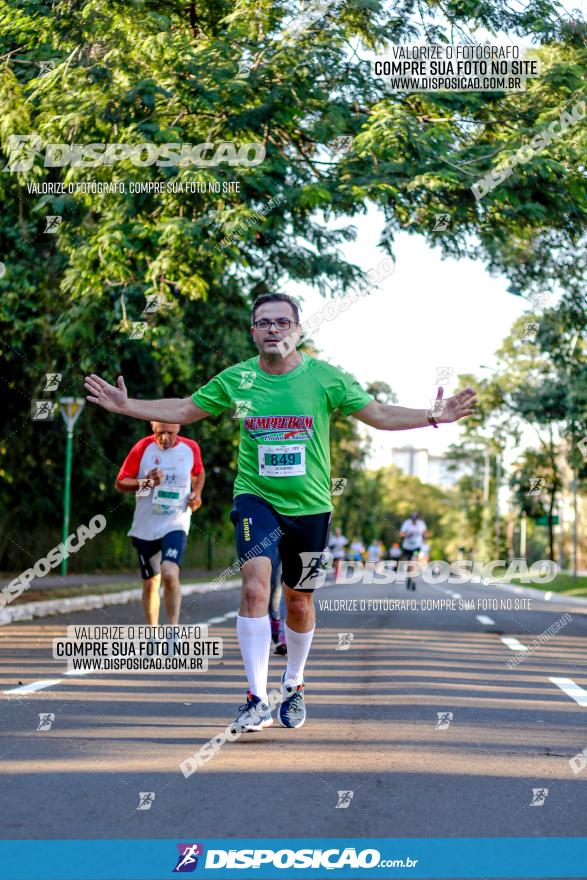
left=258, top=444, right=306, bottom=477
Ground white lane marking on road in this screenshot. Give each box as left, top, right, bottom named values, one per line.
left=476, top=614, right=495, bottom=625
left=3, top=679, right=62, bottom=694
left=500, top=636, right=528, bottom=652
left=5, top=608, right=241, bottom=696
left=544, top=591, right=552, bottom=601
left=549, top=677, right=587, bottom=707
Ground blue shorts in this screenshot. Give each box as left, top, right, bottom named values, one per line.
left=229, top=493, right=332, bottom=591
left=131, top=530, right=187, bottom=580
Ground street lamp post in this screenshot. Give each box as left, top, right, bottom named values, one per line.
left=483, top=448, right=490, bottom=504
left=495, top=452, right=501, bottom=557
left=479, top=367, right=503, bottom=557
left=572, top=467, right=578, bottom=585
left=58, top=398, right=85, bottom=576
left=520, top=510, right=527, bottom=558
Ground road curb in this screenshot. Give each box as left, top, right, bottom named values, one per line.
left=0, top=578, right=241, bottom=626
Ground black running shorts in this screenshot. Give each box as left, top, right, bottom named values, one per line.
left=229, top=493, right=332, bottom=591
left=131, top=530, right=187, bottom=580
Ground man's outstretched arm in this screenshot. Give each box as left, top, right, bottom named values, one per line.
left=84, top=374, right=210, bottom=424
left=351, top=386, right=477, bottom=430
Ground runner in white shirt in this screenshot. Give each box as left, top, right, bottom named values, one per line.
left=115, top=422, right=205, bottom=625
left=328, top=527, right=348, bottom=578
left=349, top=538, right=365, bottom=562
left=366, top=540, right=383, bottom=563
left=399, top=511, right=427, bottom=591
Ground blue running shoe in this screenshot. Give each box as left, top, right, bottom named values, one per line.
left=230, top=691, right=273, bottom=734
left=278, top=671, right=306, bottom=729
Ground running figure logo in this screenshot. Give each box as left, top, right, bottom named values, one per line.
left=233, top=399, right=252, bottom=418
left=433, top=214, right=451, bottom=231
left=237, top=58, right=253, bottom=78
left=129, top=322, right=148, bottom=340
left=238, top=370, right=256, bottom=389
left=38, top=60, right=57, bottom=77
left=143, top=294, right=165, bottom=314
left=173, top=843, right=204, bottom=872
left=136, top=792, right=155, bottom=810
left=336, top=632, right=354, bottom=651
left=331, top=135, right=353, bottom=154
left=36, top=713, right=55, bottom=731
left=335, top=790, right=354, bottom=809
left=527, top=477, right=544, bottom=496
left=530, top=788, right=548, bottom=806
left=297, top=551, right=332, bottom=590
left=522, top=322, right=539, bottom=342
left=436, top=711, right=453, bottom=730
left=528, top=293, right=550, bottom=313
left=44, top=215, right=62, bottom=233
left=31, top=400, right=56, bottom=421
left=429, top=397, right=446, bottom=420
left=2, top=134, right=43, bottom=172
left=330, top=477, right=347, bottom=496
left=44, top=373, right=62, bottom=392
left=435, top=366, right=453, bottom=385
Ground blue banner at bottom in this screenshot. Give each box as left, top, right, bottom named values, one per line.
left=1, top=837, right=586, bottom=879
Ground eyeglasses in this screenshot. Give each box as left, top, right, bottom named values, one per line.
left=253, top=318, right=297, bottom=330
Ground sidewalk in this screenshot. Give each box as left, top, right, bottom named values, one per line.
left=0, top=568, right=225, bottom=590
left=0, top=577, right=241, bottom=627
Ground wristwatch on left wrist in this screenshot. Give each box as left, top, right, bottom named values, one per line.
left=427, top=410, right=439, bottom=429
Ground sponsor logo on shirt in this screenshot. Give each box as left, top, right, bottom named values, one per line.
left=244, top=415, right=314, bottom=441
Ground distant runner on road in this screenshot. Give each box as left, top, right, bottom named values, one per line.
left=115, top=421, right=205, bottom=626
left=86, top=293, right=477, bottom=732
left=400, top=511, right=427, bottom=591
left=328, top=527, right=348, bottom=579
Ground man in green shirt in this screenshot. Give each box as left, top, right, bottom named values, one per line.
left=85, top=293, right=477, bottom=733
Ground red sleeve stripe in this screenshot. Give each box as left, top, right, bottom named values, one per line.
left=178, top=436, right=204, bottom=476
left=116, top=436, right=155, bottom=481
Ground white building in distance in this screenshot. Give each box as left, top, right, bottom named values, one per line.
left=387, top=445, right=464, bottom=488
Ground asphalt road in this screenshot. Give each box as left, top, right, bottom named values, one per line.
left=1, top=572, right=586, bottom=865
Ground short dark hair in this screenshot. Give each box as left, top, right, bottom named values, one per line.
left=252, top=293, right=300, bottom=324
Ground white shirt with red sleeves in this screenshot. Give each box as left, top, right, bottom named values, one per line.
left=117, top=435, right=204, bottom=541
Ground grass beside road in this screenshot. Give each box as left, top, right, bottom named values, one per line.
left=492, top=571, right=587, bottom=596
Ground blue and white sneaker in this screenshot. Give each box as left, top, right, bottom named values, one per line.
left=165, top=634, right=182, bottom=657
left=230, top=691, right=273, bottom=734
left=278, top=671, right=306, bottom=729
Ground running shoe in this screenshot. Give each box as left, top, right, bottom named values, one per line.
left=166, top=635, right=182, bottom=656
left=230, top=691, right=273, bottom=733
left=278, top=670, right=306, bottom=729
left=141, top=634, right=160, bottom=656
left=274, top=641, right=287, bottom=655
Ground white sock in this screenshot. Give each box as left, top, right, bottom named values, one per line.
left=236, top=615, right=271, bottom=702
left=285, top=623, right=315, bottom=685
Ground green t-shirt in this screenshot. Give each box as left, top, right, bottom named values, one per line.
left=191, top=353, right=373, bottom=516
